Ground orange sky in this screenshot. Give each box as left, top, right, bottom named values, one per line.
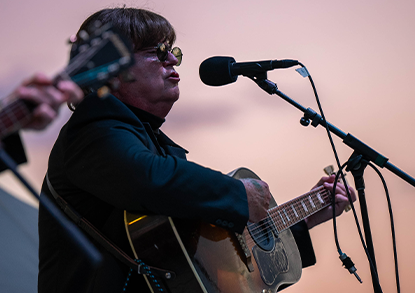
left=1, top=1, right=414, bottom=292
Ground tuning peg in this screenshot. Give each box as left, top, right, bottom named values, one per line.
left=106, top=79, right=120, bottom=91
left=324, top=165, right=335, bottom=176
left=324, top=165, right=348, bottom=182
left=324, top=165, right=351, bottom=212
left=78, top=30, right=89, bottom=42
left=104, top=71, right=135, bottom=92
left=88, top=20, right=103, bottom=36
left=91, top=20, right=102, bottom=29
left=67, top=35, right=77, bottom=44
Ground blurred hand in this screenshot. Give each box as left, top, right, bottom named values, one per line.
left=305, top=175, right=356, bottom=229
left=14, top=73, right=83, bottom=130
left=240, top=178, right=272, bottom=223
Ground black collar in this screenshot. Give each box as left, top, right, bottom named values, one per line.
left=123, top=103, right=165, bottom=131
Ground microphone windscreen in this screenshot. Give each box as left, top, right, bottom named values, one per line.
left=199, top=56, right=238, bottom=86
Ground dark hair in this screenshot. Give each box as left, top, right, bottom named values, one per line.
left=67, top=7, right=177, bottom=105
left=73, top=7, right=176, bottom=53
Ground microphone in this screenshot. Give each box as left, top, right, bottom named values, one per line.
left=199, top=56, right=299, bottom=86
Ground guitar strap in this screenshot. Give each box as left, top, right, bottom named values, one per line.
left=45, top=172, right=175, bottom=281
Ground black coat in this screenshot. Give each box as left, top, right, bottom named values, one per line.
left=38, top=93, right=315, bottom=293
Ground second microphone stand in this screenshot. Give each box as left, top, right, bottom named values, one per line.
left=249, top=73, right=413, bottom=293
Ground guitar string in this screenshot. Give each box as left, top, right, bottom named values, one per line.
left=244, top=188, right=331, bottom=247
left=265, top=188, right=330, bottom=232
left=0, top=99, right=32, bottom=138
left=246, top=194, right=317, bottom=240
left=244, top=191, right=332, bottom=248
left=0, top=92, right=17, bottom=109
left=4, top=101, right=31, bottom=125
left=246, top=191, right=332, bottom=248
left=274, top=189, right=331, bottom=231
left=248, top=196, right=332, bottom=248
left=248, top=189, right=331, bottom=240
left=246, top=186, right=328, bottom=234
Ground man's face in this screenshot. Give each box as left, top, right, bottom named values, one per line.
left=114, top=45, right=180, bottom=118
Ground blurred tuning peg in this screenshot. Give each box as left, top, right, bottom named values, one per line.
left=92, top=20, right=102, bottom=29
left=107, top=79, right=120, bottom=91
left=67, top=35, right=77, bottom=44
left=105, top=70, right=136, bottom=92
left=78, top=30, right=89, bottom=42
left=88, top=20, right=103, bottom=36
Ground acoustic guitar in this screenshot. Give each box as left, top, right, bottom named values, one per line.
left=124, top=167, right=332, bottom=293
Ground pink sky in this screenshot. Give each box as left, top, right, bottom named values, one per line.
left=1, top=1, right=414, bottom=292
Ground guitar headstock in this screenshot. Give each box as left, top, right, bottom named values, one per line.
left=324, top=165, right=351, bottom=212
left=324, top=164, right=348, bottom=182
left=62, top=22, right=135, bottom=93
left=0, top=22, right=136, bottom=138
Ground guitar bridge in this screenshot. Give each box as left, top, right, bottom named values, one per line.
left=236, top=231, right=255, bottom=272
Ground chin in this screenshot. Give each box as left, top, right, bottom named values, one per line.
left=170, top=89, right=180, bottom=101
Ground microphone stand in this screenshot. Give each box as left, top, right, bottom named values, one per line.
left=251, top=76, right=414, bottom=293
left=0, top=147, right=102, bottom=270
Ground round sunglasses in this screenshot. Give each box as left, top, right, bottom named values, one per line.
left=155, top=42, right=183, bottom=66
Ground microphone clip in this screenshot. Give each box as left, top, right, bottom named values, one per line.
left=248, top=76, right=278, bottom=95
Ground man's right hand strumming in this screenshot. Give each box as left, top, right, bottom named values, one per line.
left=240, top=178, right=272, bottom=223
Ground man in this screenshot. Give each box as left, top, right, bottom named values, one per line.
left=38, top=7, right=355, bottom=293
left=0, top=73, right=82, bottom=171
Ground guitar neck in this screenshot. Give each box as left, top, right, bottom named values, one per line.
left=0, top=71, right=67, bottom=139
left=269, top=186, right=331, bottom=233
left=0, top=24, right=134, bottom=139
left=0, top=97, right=34, bottom=138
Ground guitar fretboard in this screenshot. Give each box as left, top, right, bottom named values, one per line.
left=268, top=186, right=331, bottom=233
left=0, top=97, right=32, bottom=138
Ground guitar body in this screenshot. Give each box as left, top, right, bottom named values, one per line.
left=124, top=168, right=302, bottom=293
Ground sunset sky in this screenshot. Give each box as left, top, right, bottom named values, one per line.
left=1, top=1, right=414, bottom=292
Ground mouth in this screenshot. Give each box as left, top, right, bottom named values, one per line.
left=168, top=71, right=180, bottom=82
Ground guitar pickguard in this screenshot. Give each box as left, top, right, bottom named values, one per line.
left=252, top=236, right=289, bottom=286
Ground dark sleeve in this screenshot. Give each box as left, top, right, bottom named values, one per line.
left=0, top=132, right=27, bottom=172
left=290, top=221, right=316, bottom=268
left=62, top=121, right=249, bottom=234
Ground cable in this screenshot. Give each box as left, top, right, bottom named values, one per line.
left=367, top=162, right=400, bottom=293
left=298, top=63, right=384, bottom=291
left=331, top=163, right=363, bottom=283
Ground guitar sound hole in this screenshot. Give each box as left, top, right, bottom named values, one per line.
left=247, top=219, right=275, bottom=251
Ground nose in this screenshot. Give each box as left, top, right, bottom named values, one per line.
left=164, top=51, right=179, bottom=66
